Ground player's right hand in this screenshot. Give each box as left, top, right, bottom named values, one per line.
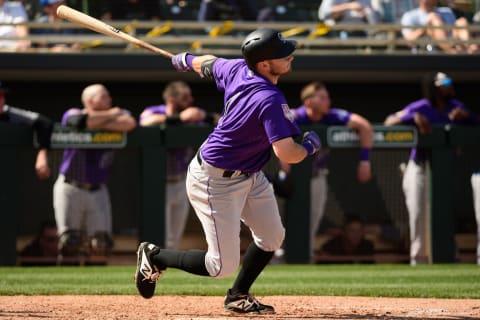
left=171, top=52, right=192, bottom=72
left=302, top=131, right=321, bottom=155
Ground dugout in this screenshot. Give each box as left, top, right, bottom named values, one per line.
left=1, top=52, right=480, bottom=265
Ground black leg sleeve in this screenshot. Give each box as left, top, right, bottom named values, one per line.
left=230, top=242, right=274, bottom=295
left=153, top=249, right=210, bottom=276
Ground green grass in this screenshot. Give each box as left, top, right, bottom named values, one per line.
left=0, top=264, right=479, bottom=298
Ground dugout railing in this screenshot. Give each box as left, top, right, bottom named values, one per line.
left=1, top=123, right=476, bottom=265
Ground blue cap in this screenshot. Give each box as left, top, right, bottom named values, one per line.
left=434, top=72, right=452, bottom=87
left=40, top=0, right=64, bottom=7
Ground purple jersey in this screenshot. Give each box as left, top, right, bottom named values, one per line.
left=59, top=108, right=115, bottom=184
left=293, top=106, right=351, bottom=126
left=141, top=104, right=197, bottom=176
left=294, top=106, right=352, bottom=170
left=393, top=98, right=472, bottom=162
left=200, top=58, right=301, bottom=173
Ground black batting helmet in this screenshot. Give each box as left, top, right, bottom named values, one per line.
left=241, top=28, right=297, bottom=69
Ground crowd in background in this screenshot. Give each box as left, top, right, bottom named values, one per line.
left=2, top=0, right=480, bottom=52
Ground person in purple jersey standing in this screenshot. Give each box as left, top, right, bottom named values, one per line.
left=384, top=72, right=479, bottom=265
left=53, top=83, right=136, bottom=260
left=280, top=81, right=373, bottom=263
left=140, top=81, right=219, bottom=250
left=134, top=28, right=321, bottom=314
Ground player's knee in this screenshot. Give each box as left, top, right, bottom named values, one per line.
left=58, top=229, right=84, bottom=256
left=257, top=226, right=285, bottom=252
left=206, top=253, right=240, bottom=279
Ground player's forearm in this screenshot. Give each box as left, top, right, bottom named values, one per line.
left=272, top=138, right=308, bottom=164
left=349, top=114, right=373, bottom=149
left=384, top=115, right=402, bottom=126
left=140, top=114, right=167, bottom=126
left=86, top=108, right=123, bottom=128
left=99, top=114, right=137, bottom=132
left=192, top=55, right=217, bottom=74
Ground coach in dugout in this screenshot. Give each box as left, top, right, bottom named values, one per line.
left=0, top=81, right=53, bottom=179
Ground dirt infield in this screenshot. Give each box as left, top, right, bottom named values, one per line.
left=1, top=295, right=479, bottom=319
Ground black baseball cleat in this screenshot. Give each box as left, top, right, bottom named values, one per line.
left=224, top=289, right=275, bottom=314
left=134, top=242, right=162, bottom=299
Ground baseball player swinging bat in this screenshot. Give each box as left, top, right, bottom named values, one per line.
left=55, top=5, right=173, bottom=59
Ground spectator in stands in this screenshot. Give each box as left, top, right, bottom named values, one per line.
left=400, top=0, right=479, bottom=54
left=32, top=0, right=81, bottom=52
left=19, top=0, right=43, bottom=21
left=19, top=220, right=59, bottom=265
left=67, top=0, right=111, bottom=20
left=318, top=0, right=380, bottom=38
left=198, top=0, right=258, bottom=21
left=0, top=0, right=30, bottom=51
left=0, top=81, right=53, bottom=179
left=257, top=0, right=315, bottom=22
left=110, top=0, right=163, bottom=21
left=372, top=0, right=416, bottom=23
left=319, top=214, right=375, bottom=263
left=384, top=71, right=479, bottom=265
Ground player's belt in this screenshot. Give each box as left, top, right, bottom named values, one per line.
left=64, top=176, right=101, bottom=191
left=196, top=152, right=250, bottom=178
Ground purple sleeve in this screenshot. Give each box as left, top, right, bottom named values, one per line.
left=213, top=58, right=245, bottom=92
left=326, top=108, right=352, bottom=125
left=293, top=106, right=312, bottom=124
left=260, top=95, right=301, bottom=143
left=61, top=108, right=82, bottom=125
left=139, top=105, right=166, bottom=121
left=394, top=100, right=428, bottom=124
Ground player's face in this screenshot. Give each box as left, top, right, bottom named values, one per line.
left=308, top=88, right=331, bottom=115
left=90, top=88, right=112, bottom=110
left=438, top=84, right=455, bottom=99
left=344, top=222, right=364, bottom=247
left=266, top=55, right=294, bottom=76
left=174, top=87, right=193, bottom=110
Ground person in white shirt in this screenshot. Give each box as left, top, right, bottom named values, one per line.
left=0, top=0, right=30, bottom=51
left=401, top=0, right=478, bottom=53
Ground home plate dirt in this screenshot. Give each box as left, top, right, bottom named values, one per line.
left=0, top=295, right=479, bottom=319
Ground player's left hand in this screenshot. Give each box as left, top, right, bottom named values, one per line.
left=357, top=161, right=371, bottom=183
left=302, top=131, right=321, bottom=155
left=172, top=52, right=192, bottom=72
left=448, top=107, right=470, bottom=121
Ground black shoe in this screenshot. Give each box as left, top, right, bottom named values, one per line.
left=134, top=242, right=162, bottom=299
left=224, top=289, right=275, bottom=314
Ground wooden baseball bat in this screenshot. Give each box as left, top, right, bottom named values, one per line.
left=56, top=5, right=173, bottom=59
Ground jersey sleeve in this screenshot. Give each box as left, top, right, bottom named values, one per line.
left=61, top=108, right=83, bottom=125
left=260, top=94, right=301, bottom=143
left=212, top=58, right=244, bottom=92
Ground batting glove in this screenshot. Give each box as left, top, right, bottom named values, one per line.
left=302, top=131, right=321, bottom=155
left=172, top=52, right=193, bottom=72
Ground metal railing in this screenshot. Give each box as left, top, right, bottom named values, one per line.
left=2, top=21, right=480, bottom=54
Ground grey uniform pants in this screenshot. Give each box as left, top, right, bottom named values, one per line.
left=186, top=154, right=285, bottom=278
left=402, top=160, right=429, bottom=265
left=53, top=174, right=112, bottom=238
left=470, top=173, right=480, bottom=264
